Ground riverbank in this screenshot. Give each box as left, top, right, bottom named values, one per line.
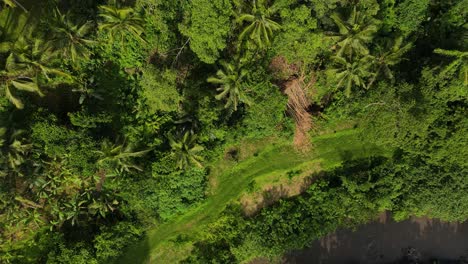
left=287, top=212, right=468, bottom=264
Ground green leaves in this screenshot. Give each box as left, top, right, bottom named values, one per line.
left=49, top=8, right=95, bottom=64
left=434, top=48, right=468, bottom=85
left=179, top=0, right=232, bottom=64
left=98, top=4, right=145, bottom=44
left=168, top=131, right=204, bottom=170
left=1, top=36, right=70, bottom=109
left=330, top=6, right=381, bottom=57
left=236, top=0, right=281, bottom=50
left=207, top=61, right=250, bottom=111
left=367, top=37, right=413, bottom=87
left=330, top=55, right=373, bottom=97
left=95, top=140, right=150, bottom=174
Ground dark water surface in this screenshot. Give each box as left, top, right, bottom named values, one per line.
left=287, top=213, right=468, bottom=264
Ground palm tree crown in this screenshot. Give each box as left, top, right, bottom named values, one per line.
left=330, top=55, right=373, bottom=97
left=0, top=37, right=68, bottom=108
left=98, top=4, right=145, bottom=43
left=95, top=140, right=149, bottom=174
left=49, top=9, right=95, bottom=64
left=207, top=61, right=250, bottom=111
left=236, top=0, right=281, bottom=49
left=434, top=48, right=468, bottom=85
left=330, top=6, right=381, bottom=58
left=368, top=37, right=412, bottom=87
left=168, top=131, right=204, bottom=170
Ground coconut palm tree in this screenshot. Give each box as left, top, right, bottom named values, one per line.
left=236, top=0, right=281, bottom=49
left=207, top=61, right=250, bottom=111
left=168, top=131, right=204, bottom=170
left=0, top=37, right=68, bottom=108
left=368, top=37, right=412, bottom=88
left=0, top=128, right=31, bottom=177
left=48, top=9, right=95, bottom=64
left=98, top=3, right=145, bottom=44
left=434, top=48, right=468, bottom=85
left=330, top=6, right=381, bottom=58
left=95, top=140, right=149, bottom=175
left=330, top=55, right=373, bottom=97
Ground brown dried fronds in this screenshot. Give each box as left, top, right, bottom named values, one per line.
left=283, top=76, right=313, bottom=151
left=269, top=56, right=299, bottom=81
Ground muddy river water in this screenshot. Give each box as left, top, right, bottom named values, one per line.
left=287, top=212, right=468, bottom=264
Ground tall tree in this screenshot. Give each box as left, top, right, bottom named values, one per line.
left=95, top=140, right=149, bottom=175
left=98, top=3, right=145, bottom=43
left=330, top=55, right=373, bottom=97
left=207, top=61, right=250, bottom=111
left=434, top=48, right=468, bottom=85
left=0, top=37, right=68, bottom=109
left=330, top=6, right=381, bottom=58
left=236, top=0, right=281, bottom=49
left=368, top=37, right=412, bottom=87
left=168, top=131, right=204, bottom=170
left=48, top=9, right=95, bottom=64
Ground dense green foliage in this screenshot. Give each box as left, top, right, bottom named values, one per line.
left=0, top=0, right=466, bottom=263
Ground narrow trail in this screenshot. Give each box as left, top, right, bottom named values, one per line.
left=119, top=129, right=389, bottom=264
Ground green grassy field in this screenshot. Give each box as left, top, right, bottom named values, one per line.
left=118, top=129, right=390, bottom=263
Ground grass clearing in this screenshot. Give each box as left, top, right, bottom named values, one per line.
left=118, top=129, right=390, bottom=263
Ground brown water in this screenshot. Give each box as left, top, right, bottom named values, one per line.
left=287, top=213, right=468, bottom=264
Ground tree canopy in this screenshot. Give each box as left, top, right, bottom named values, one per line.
left=0, top=0, right=466, bottom=263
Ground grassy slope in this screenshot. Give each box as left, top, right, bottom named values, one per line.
left=119, top=129, right=390, bottom=263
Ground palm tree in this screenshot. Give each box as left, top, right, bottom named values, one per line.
left=207, top=61, right=250, bottom=111
left=368, top=37, right=412, bottom=87
left=95, top=140, right=149, bottom=175
left=0, top=128, right=31, bottom=176
left=98, top=3, right=145, bottom=43
left=434, top=48, right=468, bottom=85
left=236, top=0, right=281, bottom=49
left=49, top=9, right=95, bottom=64
left=330, top=55, right=373, bottom=97
left=168, top=131, right=204, bottom=170
left=0, top=37, right=69, bottom=108
left=330, top=6, right=381, bottom=58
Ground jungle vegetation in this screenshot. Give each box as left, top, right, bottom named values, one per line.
left=0, top=0, right=466, bottom=263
